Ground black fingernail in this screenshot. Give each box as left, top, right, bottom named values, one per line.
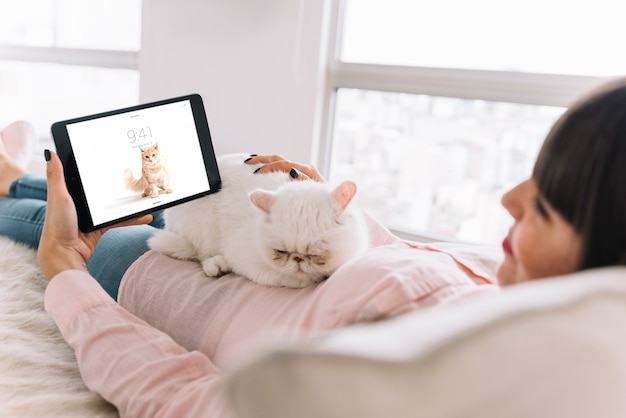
left=253, top=167, right=261, bottom=174
left=44, top=149, right=51, bottom=161
left=244, top=157, right=253, bottom=163
left=289, top=168, right=299, bottom=179
left=249, top=154, right=257, bottom=157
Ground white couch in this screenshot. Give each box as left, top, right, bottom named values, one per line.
left=225, top=267, right=626, bottom=418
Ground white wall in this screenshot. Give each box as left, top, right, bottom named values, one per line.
left=139, top=0, right=330, bottom=164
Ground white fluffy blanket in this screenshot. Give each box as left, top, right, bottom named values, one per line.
left=0, top=236, right=118, bottom=417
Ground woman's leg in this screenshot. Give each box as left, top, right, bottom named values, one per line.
left=0, top=137, right=44, bottom=247
left=87, top=224, right=158, bottom=300
left=0, top=173, right=54, bottom=246
left=0, top=198, right=45, bottom=248
left=0, top=174, right=49, bottom=248
left=9, top=174, right=47, bottom=200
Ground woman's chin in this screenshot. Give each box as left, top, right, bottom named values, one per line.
left=496, top=260, right=514, bottom=287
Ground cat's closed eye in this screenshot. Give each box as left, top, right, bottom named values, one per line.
left=306, top=254, right=326, bottom=266
left=273, top=249, right=289, bottom=260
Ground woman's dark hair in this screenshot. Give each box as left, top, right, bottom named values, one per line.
left=533, top=77, right=626, bottom=270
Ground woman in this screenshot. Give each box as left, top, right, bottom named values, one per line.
left=497, top=77, right=626, bottom=285
left=2, top=77, right=626, bottom=416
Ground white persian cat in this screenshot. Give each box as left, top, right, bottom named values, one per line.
left=148, top=153, right=369, bottom=288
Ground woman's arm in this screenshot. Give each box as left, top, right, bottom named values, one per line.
left=45, top=270, right=230, bottom=417
left=38, top=151, right=232, bottom=417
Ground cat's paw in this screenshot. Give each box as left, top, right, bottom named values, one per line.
left=201, top=255, right=230, bottom=277
left=148, top=230, right=197, bottom=260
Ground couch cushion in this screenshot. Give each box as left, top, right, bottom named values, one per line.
left=225, top=267, right=626, bottom=418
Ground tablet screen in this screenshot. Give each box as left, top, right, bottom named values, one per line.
left=52, top=94, right=221, bottom=232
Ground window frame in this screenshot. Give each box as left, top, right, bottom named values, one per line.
left=0, top=4, right=141, bottom=147
left=0, top=44, right=138, bottom=70
left=0, top=4, right=141, bottom=175
left=318, top=0, right=614, bottom=242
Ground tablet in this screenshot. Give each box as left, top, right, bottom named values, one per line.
left=51, top=94, right=221, bottom=232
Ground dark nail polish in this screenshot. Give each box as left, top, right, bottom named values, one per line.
left=249, top=154, right=257, bottom=157
left=244, top=157, right=253, bottom=163
left=44, top=149, right=51, bottom=161
left=289, top=168, right=299, bottom=179
left=253, top=167, right=261, bottom=174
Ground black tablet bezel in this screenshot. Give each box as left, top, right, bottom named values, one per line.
left=51, top=94, right=221, bottom=232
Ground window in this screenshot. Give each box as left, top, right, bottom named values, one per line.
left=0, top=0, right=141, bottom=149
left=322, top=0, right=620, bottom=245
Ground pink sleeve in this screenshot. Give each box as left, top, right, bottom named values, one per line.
left=44, top=270, right=232, bottom=418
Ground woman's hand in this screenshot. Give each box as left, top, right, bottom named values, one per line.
left=37, top=150, right=153, bottom=281
left=244, top=154, right=325, bottom=182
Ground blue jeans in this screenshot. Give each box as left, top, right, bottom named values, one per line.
left=0, top=175, right=165, bottom=300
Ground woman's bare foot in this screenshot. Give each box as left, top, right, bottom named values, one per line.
left=0, top=141, right=28, bottom=197
left=0, top=121, right=36, bottom=171
left=0, top=121, right=36, bottom=197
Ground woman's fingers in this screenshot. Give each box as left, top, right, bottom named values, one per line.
left=244, top=154, right=324, bottom=182
left=104, top=215, right=154, bottom=232
left=244, top=154, right=286, bottom=165
left=286, top=167, right=313, bottom=182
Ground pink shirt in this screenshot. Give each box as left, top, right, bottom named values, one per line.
left=44, top=215, right=501, bottom=417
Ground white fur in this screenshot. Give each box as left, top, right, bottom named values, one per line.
left=0, top=237, right=118, bottom=417
left=148, top=153, right=369, bottom=288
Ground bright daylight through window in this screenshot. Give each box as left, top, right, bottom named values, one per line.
left=0, top=0, right=141, bottom=146
left=325, top=0, right=623, bottom=245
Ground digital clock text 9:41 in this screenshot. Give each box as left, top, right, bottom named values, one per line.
left=127, top=127, right=153, bottom=144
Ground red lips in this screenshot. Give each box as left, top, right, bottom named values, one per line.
left=502, top=237, right=513, bottom=255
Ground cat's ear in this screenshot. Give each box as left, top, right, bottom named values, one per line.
left=153, top=142, right=159, bottom=150
left=332, top=181, right=357, bottom=212
left=250, top=190, right=275, bottom=214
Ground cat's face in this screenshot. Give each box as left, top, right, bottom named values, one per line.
left=251, top=180, right=365, bottom=287
left=140, top=144, right=160, bottom=165
left=265, top=237, right=332, bottom=284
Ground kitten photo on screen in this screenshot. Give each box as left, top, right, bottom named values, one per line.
left=148, top=153, right=369, bottom=288
left=124, top=143, right=173, bottom=199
